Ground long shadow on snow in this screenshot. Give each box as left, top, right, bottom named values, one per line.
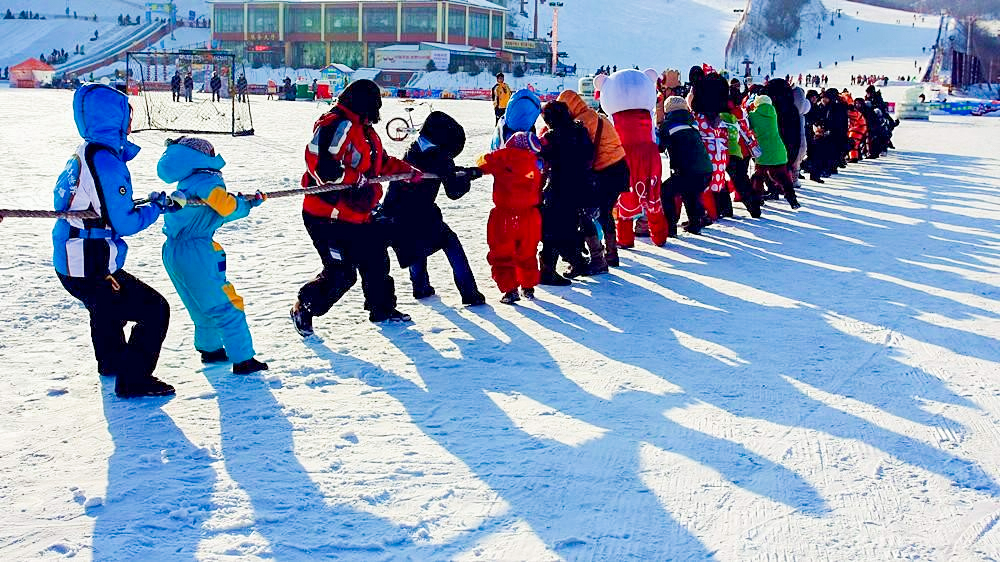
left=91, top=380, right=216, bottom=561
left=307, top=303, right=826, bottom=560
left=200, top=367, right=489, bottom=560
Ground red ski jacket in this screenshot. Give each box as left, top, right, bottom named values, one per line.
left=477, top=146, right=543, bottom=211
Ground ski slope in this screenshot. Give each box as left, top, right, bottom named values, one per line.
left=0, top=89, right=999, bottom=560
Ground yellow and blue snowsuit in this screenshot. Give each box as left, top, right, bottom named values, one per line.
left=157, top=144, right=257, bottom=362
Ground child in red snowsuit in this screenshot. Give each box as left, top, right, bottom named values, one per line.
left=476, top=132, right=543, bottom=304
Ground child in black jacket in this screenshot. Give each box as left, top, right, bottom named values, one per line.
left=381, top=111, right=486, bottom=306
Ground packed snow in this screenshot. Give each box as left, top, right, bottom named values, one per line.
left=0, top=87, right=999, bottom=560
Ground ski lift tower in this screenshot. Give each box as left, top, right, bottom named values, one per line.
left=742, top=57, right=754, bottom=79
left=549, top=1, right=563, bottom=75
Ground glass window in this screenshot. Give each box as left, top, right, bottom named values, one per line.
left=326, top=7, right=358, bottom=35
left=366, top=41, right=394, bottom=67
left=330, top=41, right=363, bottom=69
left=248, top=6, right=278, bottom=33
left=402, top=7, right=436, bottom=34
left=470, top=12, right=488, bottom=38
left=287, top=8, right=321, bottom=33
left=294, top=41, right=326, bottom=68
left=214, top=8, right=243, bottom=33
left=492, top=12, right=503, bottom=40
left=448, top=8, right=465, bottom=38
left=363, top=7, right=396, bottom=34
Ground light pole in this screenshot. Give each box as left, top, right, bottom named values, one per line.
left=817, top=22, right=822, bottom=40
left=549, top=1, right=563, bottom=75
left=797, top=37, right=802, bottom=56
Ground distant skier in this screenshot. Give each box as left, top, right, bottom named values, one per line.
left=210, top=72, right=222, bottom=102
left=236, top=74, right=248, bottom=102
left=491, top=72, right=512, bottom=124
left=183, top=72, right=194, bottom=102
left=170, top=71, right=181, bottom=102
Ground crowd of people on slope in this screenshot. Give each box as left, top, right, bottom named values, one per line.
left=45, top=65, right=899, bottom=398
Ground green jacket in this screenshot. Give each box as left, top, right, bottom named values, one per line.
left=748, top=103, right=788, bottom=166
left=720, top=113, right=742, bottom=158
left=658, top=110, right=712, bottom=176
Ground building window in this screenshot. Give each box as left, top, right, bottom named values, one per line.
left=402, top=7, right=436, bottom=35
left=448, top=8, right=465, bottom=39
left=326, top=7, right=358, bottom=35
left=366, top=41, right=395, bottom=67
left=294, top=41, right=326, bottom=68
left=248, top=6, right=278, bottom=33
left=492, top=12, right=503, bottom=40
left=214, top=8, right=243, bottom=33
left=286, top=8, right=321, bottom=34
left=216, top=40, right=245, bottom=61
left=470, top=12, right=488, bottom=38
left=330, top=41, right=362, bottom=69
left=363, top=7, right=396, bottom=34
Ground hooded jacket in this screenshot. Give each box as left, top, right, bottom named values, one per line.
left=556, top=89, right=626, bottom=171
left=748, top=100, right=789, bottom=166
left=490, top=88, right=542, bottom=149
left=158, top=144, right=252, bottom=241
left=52, top=84, right=160, bottom=278
left=658, top=109, right=713, bottom=176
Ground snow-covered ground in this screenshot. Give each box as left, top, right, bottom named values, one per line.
left=1, top=88, right=999, bottom=560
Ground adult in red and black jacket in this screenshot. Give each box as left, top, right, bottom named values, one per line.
left=291, top=79, right=417, bottom=334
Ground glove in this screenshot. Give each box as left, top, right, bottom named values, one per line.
left=239, top=190, right=267, bottom=207
left=457, top=166, right=484, bottom=181
left=149, top=191, right=186, bottom=213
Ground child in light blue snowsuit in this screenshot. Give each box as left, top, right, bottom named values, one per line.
left=157, top=137, right=268, bottom=375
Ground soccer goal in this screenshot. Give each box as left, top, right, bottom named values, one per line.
left=126, top=50, right=254, bottom=136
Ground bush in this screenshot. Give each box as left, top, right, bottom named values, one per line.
left=490, top=63, right=503, bottom=75
left=468, top=65, right=482, bottom=77
left=426, top=59, right=437, bottom=72
left=512, top=65, right=525, bottom=78
left=447, top=61, right=460, bottom=74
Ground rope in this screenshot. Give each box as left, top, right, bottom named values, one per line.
left=0, top=172, right=441, bottom=220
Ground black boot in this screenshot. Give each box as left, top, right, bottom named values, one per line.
left=539, top=248, right=571, bottom=286
left=290, top=301, right=314, bottom=337
left=200, top=349, right=229, bottom=364
left=369, top=308, right=412, bottom=323
left=233, top=358, right=269, bottom=375
left=115, top=376, right=175, bottom=399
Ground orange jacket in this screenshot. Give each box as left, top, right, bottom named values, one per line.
left=477, top=147, right=543, bottom=210
left=556, top=90, right=626, bottom=171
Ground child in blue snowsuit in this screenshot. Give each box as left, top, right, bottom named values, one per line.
left=156, top=137, right=268, bottom=375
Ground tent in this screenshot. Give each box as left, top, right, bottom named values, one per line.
left=10, top=58, right=55, bottom=88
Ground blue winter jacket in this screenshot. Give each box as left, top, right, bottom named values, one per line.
left=52, top=84, right=161, bottom=277
left=490, top=88, right=542, bottom=149
left=158, top=144, right=252, bottom=240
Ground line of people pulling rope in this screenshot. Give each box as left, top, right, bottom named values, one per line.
left=28, top=69, right=895, bottom=398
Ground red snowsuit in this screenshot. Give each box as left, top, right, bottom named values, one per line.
left=847, top=106, right=868, bottom=161
left=694, top=112, right=730, bottom=219
left=612, top=109, right=668, bottom=247
left=477, top=147, right=543, bottom=294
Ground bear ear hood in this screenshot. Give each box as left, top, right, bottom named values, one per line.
left=597, top=69, right=656, bottom=117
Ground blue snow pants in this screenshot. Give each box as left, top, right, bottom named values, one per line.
left=162, top=239, right=255, bottom=363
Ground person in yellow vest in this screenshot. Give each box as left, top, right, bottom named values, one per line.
left=492, top=72, right=512, bottom=124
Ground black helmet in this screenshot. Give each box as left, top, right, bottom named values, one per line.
left=338, top=79, right=383, bottom=123
left=419, top=111, right=466, bottom=159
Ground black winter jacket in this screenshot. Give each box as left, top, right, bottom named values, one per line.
left=538, top=121, right=596, bottom=209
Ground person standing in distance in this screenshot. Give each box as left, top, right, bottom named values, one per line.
left=492, top=72, right=512, bottom=124
left=52, top=84, right=182, bottom=398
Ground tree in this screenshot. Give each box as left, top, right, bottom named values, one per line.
left=513, top=64, right=525, bottom=78
left=469, top=65, right=483, bottom=77
left=448, top=61, right=460, bottom=74
left=426, top=59, right=437, bottom=72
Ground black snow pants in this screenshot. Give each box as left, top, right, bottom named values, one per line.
left=298, top=212, right=397, bottom=318
left=58, top=270, right=170, bottom=386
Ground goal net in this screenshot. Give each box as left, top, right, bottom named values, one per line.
left=126, top=50, right=254, bottom=136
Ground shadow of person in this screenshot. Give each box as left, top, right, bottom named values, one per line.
left=90, top=379, right=216, bottom=560
left=199, top=366, right=486, bottom=559
left=520, top=248, right=997, bottom=497
left=305, top=301, right=826, bottom=559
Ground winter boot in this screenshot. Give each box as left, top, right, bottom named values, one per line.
left=714, top=190, right=734, bottom=218
left=369, top=308, right=412, bottom=323
left=233, top=358, right=269, bottom=375
left=290, top=301, right=314, bottom=337
left=539, top=248, right=571, bottom=286
left=634, top=215, right=650, bottom=237
left=200, top=349, right=229, bottom=364
left=521, top=287, right=536, bottom=300
left=115, top=376, right=176, bottom=399
left=584, top=235, right=609, bottom=275
left=412, top=286, right=436, bottom=300
left=500, top=290, right=521, bottom=305
left=605, top=236, right=620, bottom=267
left=462, top=291, right=487, bottom=306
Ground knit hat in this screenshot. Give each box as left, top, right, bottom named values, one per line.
left=338, top=79, right=383, bottom=123
left=171, top=136, right=216, bottom=156
left=753, top=94, right=773, bottom=107
left=663, top=96, right=689, bottom=115
left=505, top=131, right=541, bottom=153
left=661, top=69, right=681, bottom=89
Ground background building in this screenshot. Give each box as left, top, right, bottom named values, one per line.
left=209, top=0, right=507, bottom=69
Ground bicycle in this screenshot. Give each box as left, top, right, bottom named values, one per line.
left=385, top=100, right=433, bottom=142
